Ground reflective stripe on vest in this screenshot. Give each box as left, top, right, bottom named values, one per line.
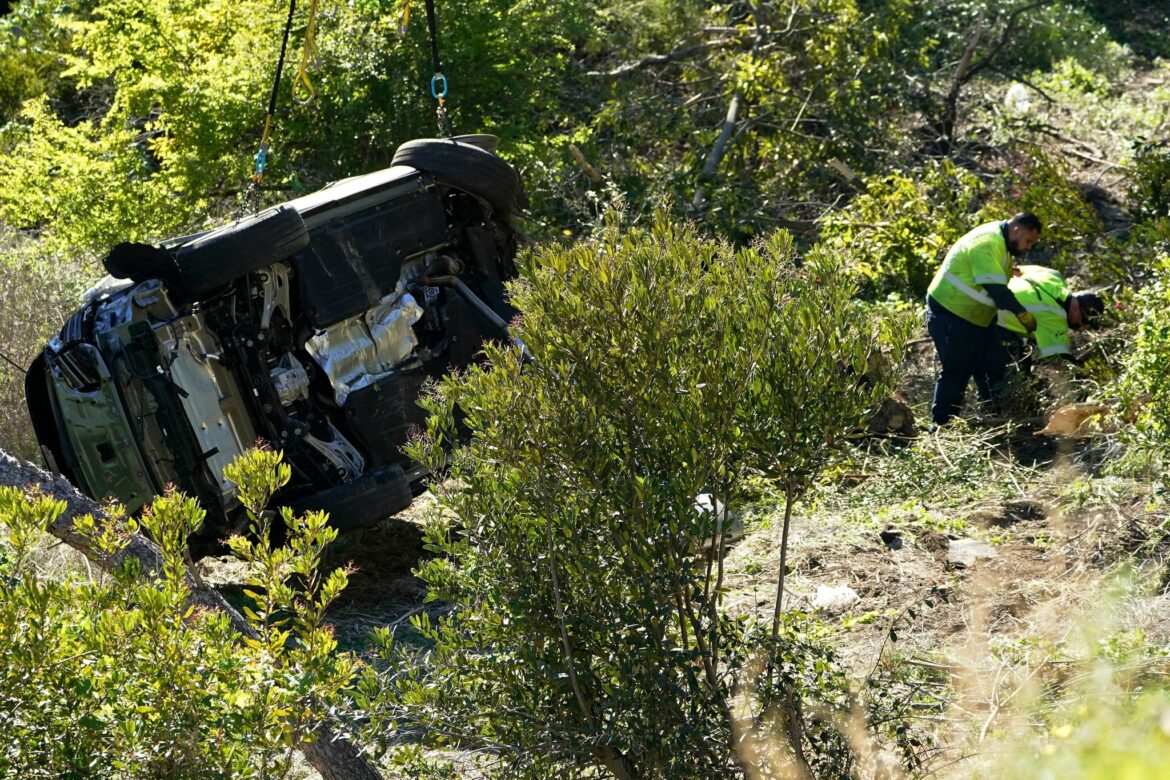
left=997, top=308, right=1067, bottom=330
left=944, top=272, right=994, bottom=306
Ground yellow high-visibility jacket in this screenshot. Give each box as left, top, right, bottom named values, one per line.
left=927, top=221, right=1012, bottom=327
left=997, top=264, right=1072, bottom=359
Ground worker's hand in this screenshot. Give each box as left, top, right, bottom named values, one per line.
left=1017, top=311, right=1038, bottom=333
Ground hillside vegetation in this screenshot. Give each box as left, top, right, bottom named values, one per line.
left=3, top=0, right=1170, bottom=777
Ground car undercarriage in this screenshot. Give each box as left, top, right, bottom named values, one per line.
left=25, top=138, right=523, bottom=555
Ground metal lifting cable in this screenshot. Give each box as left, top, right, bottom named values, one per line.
left=252, top=0, right=298, bottom=188
left=408, top=0, right=450, bottom=137
left=245, top=0, right=318, bottom=212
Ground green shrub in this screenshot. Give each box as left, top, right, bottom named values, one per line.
left=0, top=0, right=597, bottom=253
left=818, top=146, right=1103, bottom=300
left=988, top=690, right=1170, bottom=779
left=1127, top=139, right=1170, bottom=223
left=909, top=0, right=1125, bottom=77
left=1110, top=253, right=1170, bottom=450
left=0, top=448, right=358, bottom=778
left=818, top=159, right=984, bottom=297
left=0, top=232, right=91, bottom=459
left=0, top=0, right=74, bottom=127
left=368, top=210, right=906, bottom=778
left=978, top=145, right=1103, bottom=271
left=1074, top=0, right=1170, bottom=59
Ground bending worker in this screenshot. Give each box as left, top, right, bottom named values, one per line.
left=925, top=213, right=1041, bottom=425
left=991, top=263, right=1104, bottom=369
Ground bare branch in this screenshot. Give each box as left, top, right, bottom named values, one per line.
left=545, top=519, right=640, bottom=779
left=691, top=92, right=744, bottom=213
left=588, top=38, right=742, bottom=78
left=991, top=69, right=1056, bottom=104
left=964, top=0, right=1054, bottom=85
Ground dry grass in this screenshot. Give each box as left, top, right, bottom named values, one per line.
left=0, top=231, right=93, bottom=460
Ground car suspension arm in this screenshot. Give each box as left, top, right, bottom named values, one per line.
left=422, top=271, right=532, bottom=361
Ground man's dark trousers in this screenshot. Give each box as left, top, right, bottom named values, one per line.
left=927, top=297, right=1008, bottom=424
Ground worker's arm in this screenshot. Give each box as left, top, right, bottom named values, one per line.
left=983, top=283, right=1025, bottom=315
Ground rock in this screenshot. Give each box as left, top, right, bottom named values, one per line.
left=879, top=526, right=903, bottom=550
left=947, top=538, right=997, bottom=568
left=812, top=584, right=861, bottom=612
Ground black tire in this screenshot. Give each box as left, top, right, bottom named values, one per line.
left=450, top=133, right=500, bottom=153
left=392, top=138, right=525, bottom=214
left=169, top=206, right=309, bottom=301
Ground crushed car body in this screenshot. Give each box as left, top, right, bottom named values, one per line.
left=25, top=137, right=523, bottom=555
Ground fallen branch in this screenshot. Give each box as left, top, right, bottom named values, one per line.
left=0, top=450, right=384, bottom=780
left=1024, top=121, right=1105, bottom=159
left=1064, top=148, right=1131, bottom=170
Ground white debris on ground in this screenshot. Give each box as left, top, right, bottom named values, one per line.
left=812, top=583, right=862, bottom=613
left=947, top=538, right=998, bottom=569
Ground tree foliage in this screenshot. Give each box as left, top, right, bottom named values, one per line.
left=0, top=0, right=595, bottom=251
left=0, top=0, right=1139, bottom=252
left=367, top=211, right=905, bottom=778
left=0, top=449, right=359, bottom=779
left=1111, top=249, right=1170, bottom=445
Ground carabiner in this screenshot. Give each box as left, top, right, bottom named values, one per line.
left=253, top=146, right=269, bottom=179
left=430, top=72, right=448, bottom=99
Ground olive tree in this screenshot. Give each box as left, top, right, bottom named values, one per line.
left=377, top=211, right=905, bottom=778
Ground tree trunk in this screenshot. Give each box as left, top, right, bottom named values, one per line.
left=691, top=91, right=743, bottom=213
left=940, top=26, right=982, bottom=150
left=0, top=450, right=384, bottom=780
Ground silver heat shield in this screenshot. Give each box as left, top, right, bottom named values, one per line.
left=304, top=292, right=424, bottom=406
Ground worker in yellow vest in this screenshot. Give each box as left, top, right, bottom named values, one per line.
left=992, top=264, right=1104, bottom=367
left=925, top=213, right=1041, bottom=425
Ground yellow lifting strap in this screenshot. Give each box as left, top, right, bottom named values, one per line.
left=293, top=0, right=320, bottom=104
left=250, top=0, right=319, bottom=189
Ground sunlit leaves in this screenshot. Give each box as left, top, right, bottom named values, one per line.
left=0, top=448, right=358, bottom=778
left=386, top=210, right=907, bottom=776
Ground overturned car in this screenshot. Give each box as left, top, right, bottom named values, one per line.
left=25, top=137, right=523, bottom=555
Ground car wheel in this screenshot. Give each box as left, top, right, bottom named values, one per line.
left=392, top=138, right=524, bottom=214
left=170, top=206, right=310, bottom=301
left=449, top=133, right=500, bottom=153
